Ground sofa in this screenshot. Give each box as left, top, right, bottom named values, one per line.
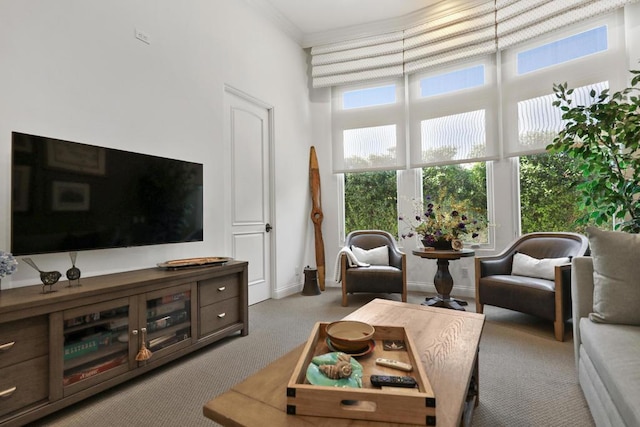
left=571, top=227, right=640, bottom=427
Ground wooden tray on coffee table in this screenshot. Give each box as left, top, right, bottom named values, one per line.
left=287, top=322, right=436, bottom=425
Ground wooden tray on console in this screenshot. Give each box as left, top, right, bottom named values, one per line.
left=157, top=257, right=231, bottom=269
left=287, top=322, right=436, bottom=425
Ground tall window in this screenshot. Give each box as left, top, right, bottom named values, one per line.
left=410, top=61, right=494, bottom=245
left=502, top=12, right=625, bottom=234
left=335, top=81, right=404, bottom=236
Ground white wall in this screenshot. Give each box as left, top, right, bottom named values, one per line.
left=0, top=0, right=313, bottom=294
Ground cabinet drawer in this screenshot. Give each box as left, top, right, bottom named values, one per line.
left=0, top=316, right=48, bottom=369
left=199, top=276, right=240, bottom=307
left=200, top=298, right=240, bottom=337
left=0, top=355, right=49, bottom=417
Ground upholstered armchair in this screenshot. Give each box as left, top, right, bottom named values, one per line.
left=475, top=232, right=589, bottom=341
left=340, top=230, right=407, bottom=307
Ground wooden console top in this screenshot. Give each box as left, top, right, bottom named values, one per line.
left=0, top=260, right=247, bottom=321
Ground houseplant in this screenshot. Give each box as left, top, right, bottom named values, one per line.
left=547, top=69, right=640, bottom=233
left=399, top=196, right=484, bottom=250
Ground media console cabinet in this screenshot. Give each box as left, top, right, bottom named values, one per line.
left=0, top=260, right=248, bottom=426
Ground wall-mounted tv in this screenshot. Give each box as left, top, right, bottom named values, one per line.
left=11, top=132, right=203, bottom=256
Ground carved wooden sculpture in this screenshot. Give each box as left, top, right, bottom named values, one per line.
left=309, top=146, right=325, bottom=291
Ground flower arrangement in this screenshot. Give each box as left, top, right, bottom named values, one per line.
left=0, top=251, right=18, bottom=278
left=399, top=196, right=485, bottom=249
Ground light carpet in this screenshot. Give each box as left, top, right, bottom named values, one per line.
left=34, top=288, right=594, bottom=427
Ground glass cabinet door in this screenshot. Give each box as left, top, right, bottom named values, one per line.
left=140, top=284, right=194, bottom=360
left=62, top=297, right=132, bottom=394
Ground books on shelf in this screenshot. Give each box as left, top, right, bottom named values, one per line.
left=64, top=332, right=112, bottom=360
left=146, top=310, right=188, bottom=333
left=160, top=291, right=190, bottom=304
left=63, top=353, right=128, bottom=386
left=146, top=300, right=185, bottom=319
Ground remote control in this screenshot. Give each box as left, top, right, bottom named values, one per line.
left=370, top=375, right=417, bottom=388
left=375, top=358, right=412, bottom=372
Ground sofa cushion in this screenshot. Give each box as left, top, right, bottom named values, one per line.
left=587, top=226, right=640, bottom=325
left=351, top=245, right=389, bottom=266
left=511, top=252, right=570, bottom=280
left=579, top=318, right=640, bottom=426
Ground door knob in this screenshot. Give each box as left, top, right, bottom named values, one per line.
left=265, top=223, right=272, bottom=232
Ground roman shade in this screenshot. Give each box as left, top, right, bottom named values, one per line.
left=309, top=0, right=637, bottom=89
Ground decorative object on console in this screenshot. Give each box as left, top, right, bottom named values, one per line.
left=66, top=251, right=81, bottom=287
left=135, top=328, right=153, bottom=361
left=22, top=257, right=62, bottom=293
left=157, top=257, right=231, bottom=269
left=0, top=251, right=18, bottom=287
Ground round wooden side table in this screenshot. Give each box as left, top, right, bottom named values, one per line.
left=412, top=248, right=475, bottom=310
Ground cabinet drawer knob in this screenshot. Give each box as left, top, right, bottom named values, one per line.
left=217, top=286, right=226, bottom=292
left=217, top=312, right=226, bottom=318
left=0, top=341, right=16, bottom=352
left=0, top=386, right=17, bottom=399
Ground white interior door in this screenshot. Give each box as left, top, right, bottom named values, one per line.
left=224, top=86, right=273, bottom=305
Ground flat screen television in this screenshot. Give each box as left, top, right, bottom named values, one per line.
left=11, top=132, right=203, bottom=255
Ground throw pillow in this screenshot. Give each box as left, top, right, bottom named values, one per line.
left=511, top=252, right=570, bottom=281
left=587, top=226, right=640, bottom=325
left=351, top=245, right=389, bottom=266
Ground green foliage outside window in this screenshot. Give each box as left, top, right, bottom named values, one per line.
left=344, top=171, right=398, bottom=235
left=422, top=163, right=488, bottom=243
left=343, top=155, right=595, bottom=241
left=519, top=152, right=590, bottom=233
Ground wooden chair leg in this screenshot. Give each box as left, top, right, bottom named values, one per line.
left=554, top=320, right=565, bottom=342
left=342, top=287, right=348, bottom=307
left=476, top=302, right=484, bottom=314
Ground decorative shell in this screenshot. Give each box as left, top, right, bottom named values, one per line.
left=336, top=352, right=352, bottom=364
left=319, top=361, right=353, bottom=379
left=306, top=352, right=363, bottom=388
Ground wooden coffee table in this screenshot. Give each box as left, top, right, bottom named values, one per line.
left=203, top=299, right=485, bottom=426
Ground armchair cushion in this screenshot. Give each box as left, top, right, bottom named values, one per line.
left=587, top=226, right=640, bottom=325
left=351, top=245, right=389, bottom=266
left=511, top=252, right=570, bottom=280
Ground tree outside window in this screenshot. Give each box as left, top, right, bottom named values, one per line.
left=519, top=152, right=594, bottom=233
left=422, top=163, right=488, bottom=243
left=344, top=171, right=398, bottom=236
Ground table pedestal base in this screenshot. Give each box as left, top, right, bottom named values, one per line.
left=422, top=295, right=467, bottom=311
left=412, top=248, right=475, bottom=312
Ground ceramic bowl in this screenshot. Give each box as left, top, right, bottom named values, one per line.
left=325, top=320, right=375, bottom=352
